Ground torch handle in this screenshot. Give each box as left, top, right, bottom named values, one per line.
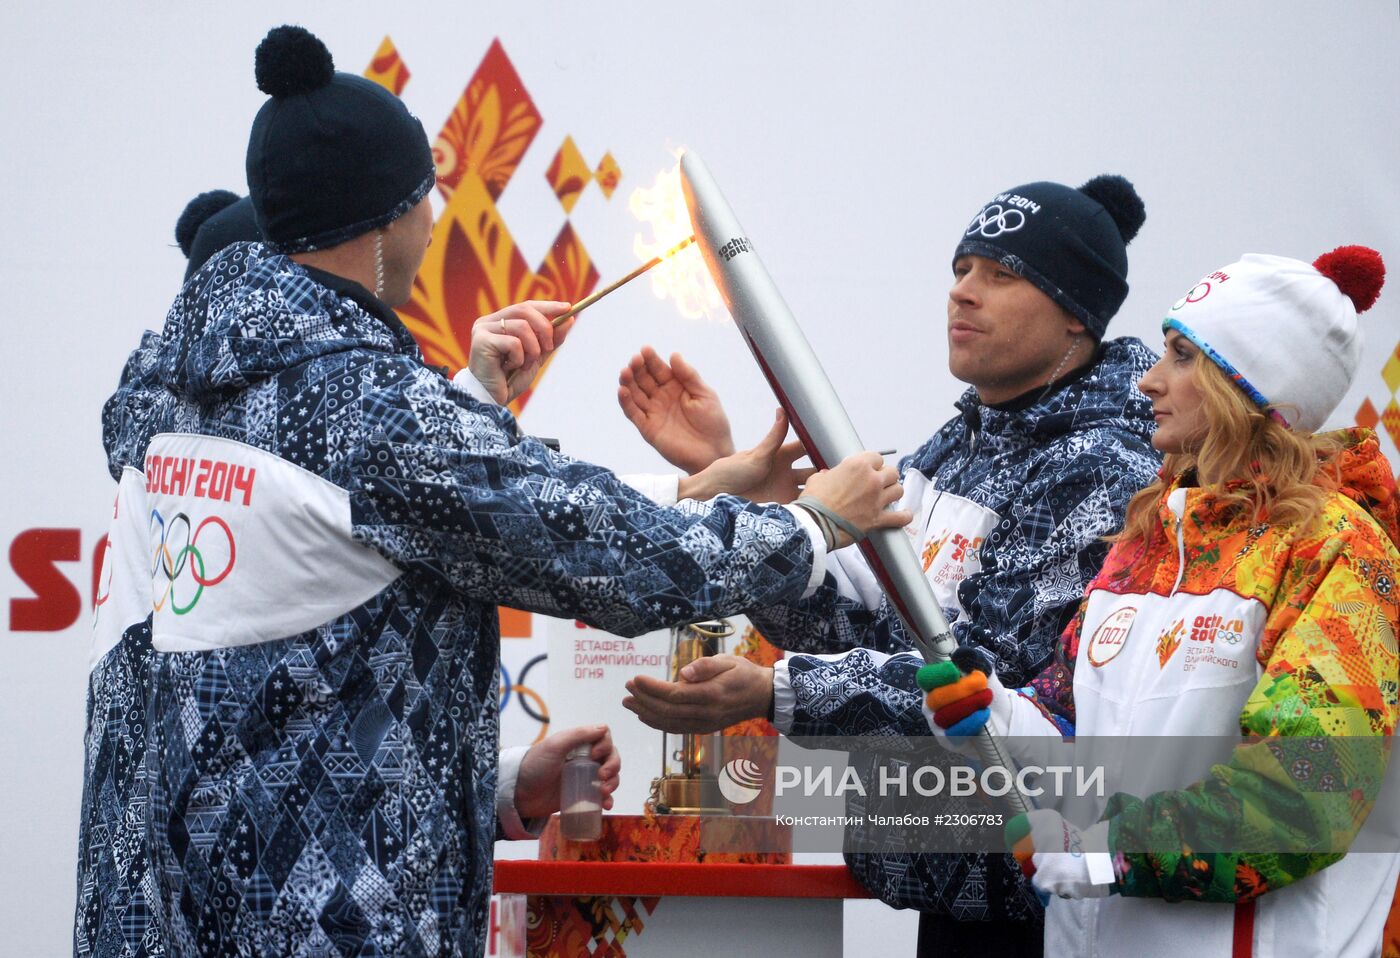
left=975, top=728, right=1035, bottom=814
left=743, top=330, right=958, bottom=659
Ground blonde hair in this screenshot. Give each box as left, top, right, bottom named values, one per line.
left=1115, top=351, right=1342, bottom=544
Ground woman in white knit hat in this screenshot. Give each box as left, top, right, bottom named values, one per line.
left=920, top=246, right=1399, bottom=957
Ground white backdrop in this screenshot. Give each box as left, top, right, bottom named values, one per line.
left=3, top=2, right=1398, bottom=954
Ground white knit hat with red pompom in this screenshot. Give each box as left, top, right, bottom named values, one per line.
left=1162, top=245, right=1385, bottom=432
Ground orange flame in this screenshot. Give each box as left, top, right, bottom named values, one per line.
left=629, top=157, right=724, bottom=320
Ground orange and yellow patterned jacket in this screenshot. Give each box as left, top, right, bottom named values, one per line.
left=1025, top=429, right=1400, bottom=956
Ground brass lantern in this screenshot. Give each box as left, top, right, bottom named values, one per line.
left=647, top=619, right=734, bottom=815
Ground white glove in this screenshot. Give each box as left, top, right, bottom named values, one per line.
left=1009, top=809, right=1116, bottom=899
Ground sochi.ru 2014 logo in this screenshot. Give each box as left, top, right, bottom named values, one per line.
left=150, top=510, right=236, bottom=614
left=718, top=758, right=766, bottom=805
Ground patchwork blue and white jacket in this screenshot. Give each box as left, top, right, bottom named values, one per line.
left=752, top=337, right=1160, bottom=921
left=76, top=242, right=820, bottom=957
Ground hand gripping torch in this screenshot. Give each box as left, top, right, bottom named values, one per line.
left=679, top=150, right=1031, bottom=814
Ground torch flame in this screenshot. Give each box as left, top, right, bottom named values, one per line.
left=629, top=157, right=725, bottom=320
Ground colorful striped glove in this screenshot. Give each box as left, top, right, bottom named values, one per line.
left=1006, top=809, right=1116, bottom=899
left=915, top=646, right=1007, bottom=746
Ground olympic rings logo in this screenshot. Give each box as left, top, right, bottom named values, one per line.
left=149, top=509, right=237, bottom=615
left=1172, top=281, right=1212, bottom=310
left=498, top=653, right=550, bottom=744
left=965, top=204, right=1026, bottom=239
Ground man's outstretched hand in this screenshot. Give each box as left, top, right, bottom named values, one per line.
left=622, top=655, right=772, bottom=734
left=618, top=346, right=735, bottom=473
left=678, top=409, right=816, bottom=504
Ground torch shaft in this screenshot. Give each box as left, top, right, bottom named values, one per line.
left=679, top=150, right=1032, bottom=815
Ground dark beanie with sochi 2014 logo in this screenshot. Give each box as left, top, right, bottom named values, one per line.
left=954, top=175, right=1146, bottom=340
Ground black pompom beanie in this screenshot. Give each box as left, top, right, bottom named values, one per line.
left=178, top=193, right=263, bottom=279
left=245, top=25, right=435, bottom=253
left=952, top=175, right=1146, bottom=339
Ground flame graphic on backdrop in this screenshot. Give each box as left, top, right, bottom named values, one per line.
left=363, top=36, right=614, bottom=417
left=629, top=160, right=724, bottom=322
left=364, top=36, right=411, bottom=95
left=1356, top=345, right=1400, bottom=479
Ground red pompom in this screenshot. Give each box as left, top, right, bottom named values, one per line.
left=1313, top=245, right=1385, bottom=313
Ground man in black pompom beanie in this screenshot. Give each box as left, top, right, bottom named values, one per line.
left=614, top=175, right=1164, bottom=958
left=84, top=23, right=908, bottom=958
left=954, top=177, right=1139, bottom=340
left=244, top=26, right=435, bottom=255
left=178, top=191, right=263, bottom=279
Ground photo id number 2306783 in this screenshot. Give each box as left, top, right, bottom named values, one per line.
left=935, top=814, right=1002, bottom=826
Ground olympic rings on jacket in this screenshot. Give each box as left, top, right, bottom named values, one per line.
left=149, top=509, right=237, bottom=614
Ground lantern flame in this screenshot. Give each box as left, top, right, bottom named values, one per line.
left=629, top=158, right=725, bottom=321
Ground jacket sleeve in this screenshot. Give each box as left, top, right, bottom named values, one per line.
left=347, top=363, right=819, bottom=637
left=1024, top=595, right=1090, bottom=734
left=747, top=558, right=914, bottom=656
left=102, top=330, right=164, bottom=481
left=1107, top=510, right=1400, bottom=903
left=771, top=438, right=1157, bottom=738
left=780, top=648, right=928, bottom=737
left=746, top=469, right=925, bottom=659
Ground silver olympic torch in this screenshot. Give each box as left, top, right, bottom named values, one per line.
left=679, top=150, right=1030, bottom=813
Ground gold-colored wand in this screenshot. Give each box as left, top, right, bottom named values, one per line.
left=551, top=235, right=696, bottom=327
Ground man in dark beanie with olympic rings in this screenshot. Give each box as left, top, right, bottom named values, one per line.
left=84, top=24, right=907, bottom=958
left=618, top=175, right=1163, bottom=955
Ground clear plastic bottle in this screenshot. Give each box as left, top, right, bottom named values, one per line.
left=559, top=744, right=602, bottom=841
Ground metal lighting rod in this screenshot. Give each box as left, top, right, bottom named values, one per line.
left=550, top=236, right=696, bottom=327
left=504, top=236, right=700, bottom=390
left=678, top=150, right=1030, bottom=813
